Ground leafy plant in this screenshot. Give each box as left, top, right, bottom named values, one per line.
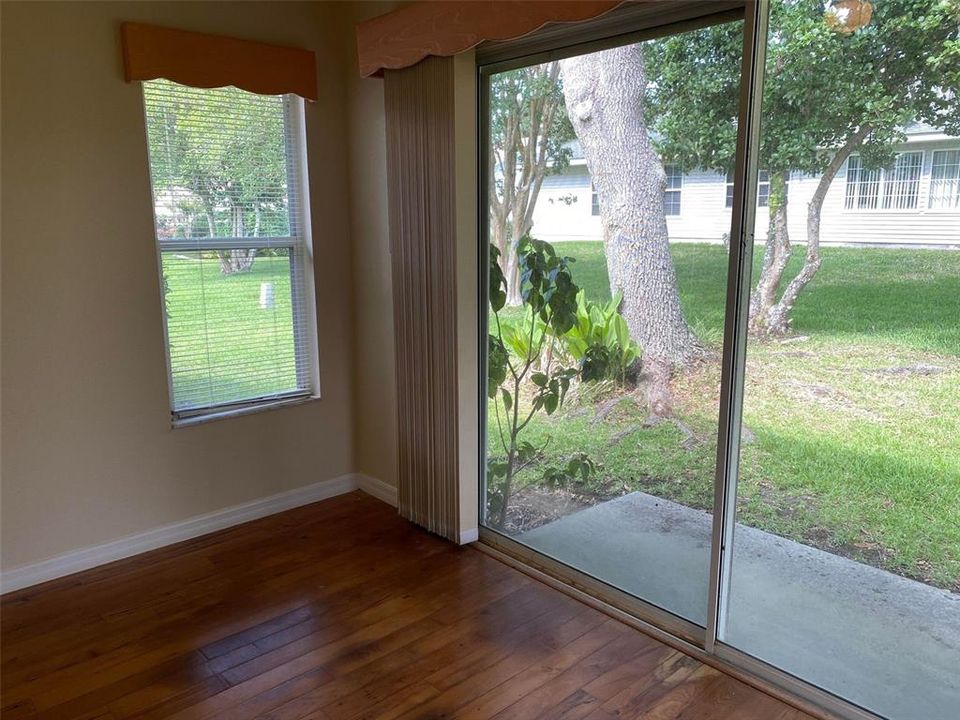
left=561, top=290, right=640, bottom=386
left=486, top=238, right=599, bottom=528
left=543, top=452, right=604, bottom=490
left=499, top=316, right=548, bottom=362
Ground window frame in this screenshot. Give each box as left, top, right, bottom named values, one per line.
left=591, top=181, right=601, bottom=216
left=844, top=150, right=925, bottom=212
left=928, top=148, right=960, bottom=211
left=144, top=88, right=321, bottom=427
left=477, top=0, right=765, bottom=660
left=726, top=169, right=774, bottom=208
left=475, top=4, right=953, bottom=719
left=664, top=164, right=682, bottom=216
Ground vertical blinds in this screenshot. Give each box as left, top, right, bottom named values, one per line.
left=142, top=80, right=315, bottom=417
left=385, top=56, right=461, bottom=541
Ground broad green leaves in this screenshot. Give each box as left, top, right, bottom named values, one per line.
left=487, top=336, right=509, bottom=399
left=531, top=368, right=577, bottom=416
left=562, top=291, right=641, bottom=384
left=500, top=317, right=547, bottom=361
left=485, top=237, right=599, bottom=526
left=516, top=237, right=579, bottom=335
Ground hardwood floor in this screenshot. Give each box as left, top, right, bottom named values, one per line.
left=1, top=491, right=814, bottom=719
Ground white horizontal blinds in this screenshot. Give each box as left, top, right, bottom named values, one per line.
left=143, top=80, right=313, bottom=415
left=930, top=149, right=960, bottom=209
left=880, top=151, right=922, bottom=209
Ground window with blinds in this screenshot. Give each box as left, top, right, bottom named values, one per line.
left=142, top=80, right=318, bottom=423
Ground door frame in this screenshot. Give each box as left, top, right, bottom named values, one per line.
left=475, top=2, right=885, bottom=719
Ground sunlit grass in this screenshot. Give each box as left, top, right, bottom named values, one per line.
left=162, top=253, right=298, bottom=409
left=488, top=242, right=960, bottom=589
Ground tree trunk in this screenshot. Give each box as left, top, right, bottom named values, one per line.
left=504, top=244, right=522, bottom=306
left=218, top=203, right=256, bottom=274
left=560, top=46, right=702, bottom=401
left=749, top=172, right=791, bottom=335
left=204, top=209, right=218, bottom=239
left=758, top=125, right=872, bottom=336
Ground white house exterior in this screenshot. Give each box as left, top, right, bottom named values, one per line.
left=531, top=124, right=960, bottom=248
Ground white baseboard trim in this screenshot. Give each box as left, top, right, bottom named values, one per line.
left=459, top=528, right=480, bottom=545
left=355, top=473, right=399, bottom=507
left=1, top=473, right=360, bottom=595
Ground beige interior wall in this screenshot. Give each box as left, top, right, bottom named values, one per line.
left=343, top=2, right=400, bottom=489
left=0, top=1, right=357, bottom=570
left=1, top=0, right=482, bottom=569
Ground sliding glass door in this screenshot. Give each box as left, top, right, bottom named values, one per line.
left=715, top=6, right=960, bottom=718
left=479, top=9, right=752, bottom=638
left=479, top=2, right=959, bottom=719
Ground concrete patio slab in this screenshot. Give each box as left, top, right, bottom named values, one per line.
left=519, top=492, right=960, bottom=720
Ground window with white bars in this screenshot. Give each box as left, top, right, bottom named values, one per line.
left=845, top=152, right=923, bottom=210
left=929, top=149, right=960, bottom=209
left=664, top=165, right=682, bottom=216
left=142, top=80, right=318, bottom=423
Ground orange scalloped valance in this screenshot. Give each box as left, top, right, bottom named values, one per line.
left=121, top=23, right=318, bottom=101
left=357, top=1, right=625, bottom=77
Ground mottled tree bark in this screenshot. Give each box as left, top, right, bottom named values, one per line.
left=749, top=172, right=791, bottom=334
left=752, top=125, right=872, bottom=336
left=216, top=202, right=256, bottom=274
left=560, top=46, right=702, bottom=413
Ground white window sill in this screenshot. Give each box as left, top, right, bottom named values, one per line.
left=172, top=393, right=319, bottom=429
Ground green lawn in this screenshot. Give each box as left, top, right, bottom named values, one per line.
left=163, top=252, right=298, bottom=410
left=489, top=242, right=960, bottom=590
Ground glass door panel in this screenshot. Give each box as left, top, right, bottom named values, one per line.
left=481, top=19, right=745, bottom=628
left=719, top=3, right=960, bottom=718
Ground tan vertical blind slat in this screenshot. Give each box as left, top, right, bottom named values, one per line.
left=385, top=56, right=461, bottom=541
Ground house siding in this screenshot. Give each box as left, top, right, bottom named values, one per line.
left=531, top=137, right=960, bottom=247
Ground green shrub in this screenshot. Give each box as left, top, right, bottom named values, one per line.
left=561, top=290, right=640, bottom=385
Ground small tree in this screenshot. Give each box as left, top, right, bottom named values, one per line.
left=646, top=0, right=960, bottom=336
left=489, top=63, right=575, bottom=304
left=487, top=238, right=600, bottom=528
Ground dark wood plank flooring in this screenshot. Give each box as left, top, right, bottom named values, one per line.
left=1, top=491, right=814, bottom=719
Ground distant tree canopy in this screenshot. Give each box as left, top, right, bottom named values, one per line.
left=144, top=80, right=290, bottom=272
left=648, top=0, right=959, bottom=176
left=645, top=0, right=960, bottom=334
